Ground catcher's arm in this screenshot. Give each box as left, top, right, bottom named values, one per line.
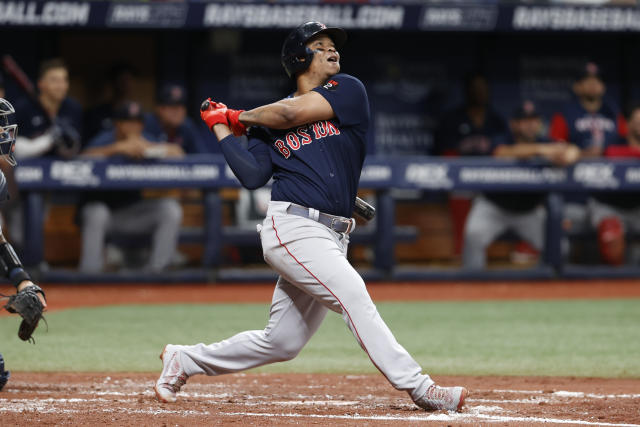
left=0, top=229, right=47, bottom=342
left=0, top=231, right=46, bottom=308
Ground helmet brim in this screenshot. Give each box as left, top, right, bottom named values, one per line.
left=313, top=27, right=347, bottom=49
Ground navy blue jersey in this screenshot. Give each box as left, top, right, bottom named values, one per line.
left=143, top=113, right=209, bottom=154
left=549, top=97, right=625, bottom=150
left=247, top=73, right=369, bottom=218
left=435, top=106, right=508, bottom=156
left=14, top=97, right=83, bottom=149
left=84, top=102, right=114, bottom=143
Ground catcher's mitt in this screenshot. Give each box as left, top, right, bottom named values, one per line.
left=3, top=285, right=46, bottom=343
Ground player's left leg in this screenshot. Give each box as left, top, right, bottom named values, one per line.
left=263, top=210, right=466, bottom=411
left=154, top=276, right=328, bottom=402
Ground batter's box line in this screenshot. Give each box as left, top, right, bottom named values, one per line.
left=488, top=389, right=640, bottom=399
left=219, top=411, right=640, bottom=426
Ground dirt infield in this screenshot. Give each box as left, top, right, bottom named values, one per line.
left=1, top=280, right=639, bottom=425
left=1, top=373, right=639, bottom=426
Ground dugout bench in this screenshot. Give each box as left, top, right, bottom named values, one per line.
left=14, top=156, right=640, bottom=282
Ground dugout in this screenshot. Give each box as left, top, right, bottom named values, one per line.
left=2, top=0, right=640, bottom=281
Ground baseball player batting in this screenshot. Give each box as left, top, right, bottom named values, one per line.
left=154, top=21, right=467, bottom=412
left=0, top=97, right=48, bottom=390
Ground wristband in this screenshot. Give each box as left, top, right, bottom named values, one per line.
left=9, top=268, right=31, bottom=288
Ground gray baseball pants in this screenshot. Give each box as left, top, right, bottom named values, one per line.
left=175, top=201, right=433, bottom=401
left=588, top=198, right=640, bottom=232
left=463, top=195, right=546, bottom=269
left=79, top=198, right=182, bottom=273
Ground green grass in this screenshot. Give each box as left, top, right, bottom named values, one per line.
left=1, top=299, right=639, bottom=377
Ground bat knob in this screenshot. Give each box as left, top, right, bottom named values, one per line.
left=200, top=100, right=210, bottom=112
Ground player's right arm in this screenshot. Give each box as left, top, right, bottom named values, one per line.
left=239, top=74, right=369, bottom=130
left=202, top=102, right=273, bottom=190
left=238, top=92, right=334, bottom=130
left=214, top=125, right=273, bottom=190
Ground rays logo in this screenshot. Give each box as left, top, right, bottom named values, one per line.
left=323, top=79, right=339, bottom=91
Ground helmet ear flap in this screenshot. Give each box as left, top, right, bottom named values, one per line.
left=284, top=47, right=315, bottom=79
left=298, top=46, right=315, bottom=67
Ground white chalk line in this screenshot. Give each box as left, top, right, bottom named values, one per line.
left=492, top=389, right=640, bottom=399
left=219, top=411, right=640, bottom=426
left=493, top=388, right=545, bottom=394
left=2, top=408, right=212, bottom=416
left=2, top=395, right=638, bottom=426
left=247, top=400, right=361, bottom=406
left=468, top=398, right=549, bottom=404
left=554, top=391, right=640, bottom=399
left=0, top=397, right=136, bottom=404
left=7, top=383, right=640, bottom=400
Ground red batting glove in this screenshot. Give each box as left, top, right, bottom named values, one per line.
left=227, top=109, right=246, bottom=136
left=200, top=99, right=228, bottom=131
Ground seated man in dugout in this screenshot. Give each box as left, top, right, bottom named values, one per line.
left=589, top=103, right=640, bottom=266
left=462, top=100, right=580, bottom=270
left=13, top=58, right=83, bottom=160
left=78, top=101, right=183, bottom=273
left=144, top=83, right=208, bottom=154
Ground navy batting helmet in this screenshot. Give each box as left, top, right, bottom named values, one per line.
left=281, top=21, right=347, bottom=79
left=0, top=353, right=9, bottom=391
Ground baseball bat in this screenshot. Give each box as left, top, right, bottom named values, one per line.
left=354, top=196, right=375, bottom=221
left=2, top=55, right=41, bottom=109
